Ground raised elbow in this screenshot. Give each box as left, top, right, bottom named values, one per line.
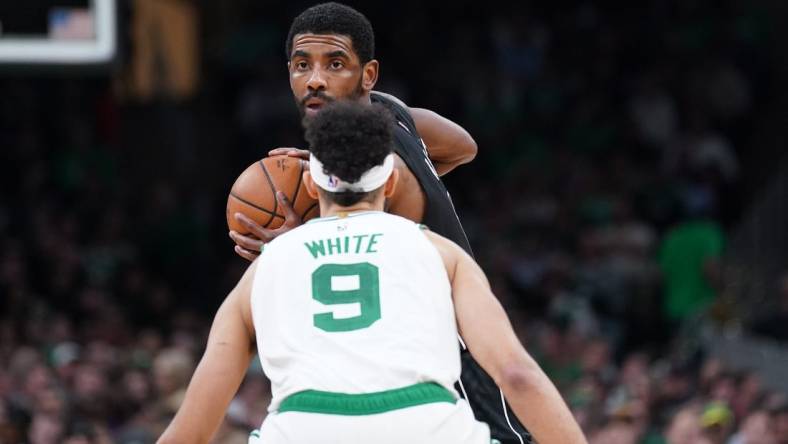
left=457, top=132, right=477, bottom=164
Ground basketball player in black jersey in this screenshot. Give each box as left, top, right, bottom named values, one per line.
left=229, top=3, right=543, bottom=443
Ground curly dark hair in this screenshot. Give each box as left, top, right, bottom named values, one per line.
left=286, top=3, right=375, bottom=64
left=304, top=101, right=394, bottom=206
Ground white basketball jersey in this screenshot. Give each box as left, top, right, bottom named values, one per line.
left=250, top=211, right=460, bottom=412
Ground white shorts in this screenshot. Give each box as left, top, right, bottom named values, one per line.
left=249, top=399, right=491, bottom=444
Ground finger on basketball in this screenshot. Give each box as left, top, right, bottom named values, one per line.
left=229, top=230, right=264, bottom=251
left=234, top=245, right=259, bottom=262
left=268, top=147, right=308, bottom=159
left=276, top=191, right=300, bottom=221
left=267, top=147, right=294, bottom=156
left=235, top=212, right=277, bottom=242
left=286, top=149, right=310, bottom=159
left=234, top=212, right=264, bottom=234
left=257, top=226, right=280, bottom=243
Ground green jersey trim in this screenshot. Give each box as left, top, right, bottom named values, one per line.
left=305, top=211, right=385, bottom=225
left=277, top=382, right=456, bottom=415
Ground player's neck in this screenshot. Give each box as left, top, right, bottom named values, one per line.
left=319, top=201, right=384, bottom=218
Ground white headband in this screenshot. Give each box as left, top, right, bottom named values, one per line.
left=310, top=153, right=395, bottom=192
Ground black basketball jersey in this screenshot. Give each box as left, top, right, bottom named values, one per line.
left=370, top=92, right=533, bottom=444
left=370, top=92, right=473, bottom=256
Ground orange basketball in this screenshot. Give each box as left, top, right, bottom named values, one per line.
left=226, top=155, right=319, bottom=233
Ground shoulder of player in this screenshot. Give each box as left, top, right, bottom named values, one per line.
left=370, top=90, right=409, bottom=110
left=234, top=258, right=260, bottom=301
left=420, top=228, right=452, bottom=248
left=371, top=91, right=416, bottom=127
left=371, top=91, right=444, bottom=127
left=419, top=227, right=463, bottom=269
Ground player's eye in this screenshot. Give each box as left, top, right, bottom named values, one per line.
left=330, top=60, right=344, bottom=69
left=295, top=61, right=309, bottom=71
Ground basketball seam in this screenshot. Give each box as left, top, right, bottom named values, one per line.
left=259, top=160, right=277, bottom=227
left=229, top=192, right=277, bottom=217
left=301, top=202, right=318, bottom=220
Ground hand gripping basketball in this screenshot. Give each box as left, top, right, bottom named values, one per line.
left=227, top=149, right=317, bottom=262
left=267, top=147, right=310, bottom=160
left=229, top=191, right=303, bottom=261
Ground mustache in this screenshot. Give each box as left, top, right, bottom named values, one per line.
left=300, top=90, right=334, bottom=107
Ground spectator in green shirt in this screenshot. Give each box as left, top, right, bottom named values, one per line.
left=658, top=217, right=725, bottom=322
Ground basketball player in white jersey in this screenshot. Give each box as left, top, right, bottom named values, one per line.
left=158, top=102, right=586, bottom=444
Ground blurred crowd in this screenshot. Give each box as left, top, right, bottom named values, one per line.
left=1, top=0, right=787, bottom=443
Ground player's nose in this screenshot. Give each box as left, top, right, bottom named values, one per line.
left=306, top=68, right=327, bottom=91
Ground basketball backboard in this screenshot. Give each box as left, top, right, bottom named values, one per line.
left=0, top=0, right=116, bottom=66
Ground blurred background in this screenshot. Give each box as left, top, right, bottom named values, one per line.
left=1, top=0, right=788, bottom=443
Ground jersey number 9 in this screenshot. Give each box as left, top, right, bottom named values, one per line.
left=312, top=262, right=381, bottom=332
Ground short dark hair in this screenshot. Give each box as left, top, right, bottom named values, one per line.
left=304, top=101, right=394, bottom=206
left=286, top=2, right=375, bottom=64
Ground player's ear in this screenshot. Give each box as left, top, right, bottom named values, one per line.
left=362, top=59, right=379, bottom=92
left=383, top=169, right=399, bottom=198
left=303, top=171, right=320, bottom=200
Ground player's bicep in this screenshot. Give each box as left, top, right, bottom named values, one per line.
left=410, top=108, right=476, bottom=175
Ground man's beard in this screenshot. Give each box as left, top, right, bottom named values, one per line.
left=296, top=77, right=365, bottom=118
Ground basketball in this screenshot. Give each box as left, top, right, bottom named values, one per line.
left=226, top=155, right=319, bottom=233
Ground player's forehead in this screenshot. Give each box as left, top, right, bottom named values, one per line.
left=290, top=33, right=357, bottom=59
